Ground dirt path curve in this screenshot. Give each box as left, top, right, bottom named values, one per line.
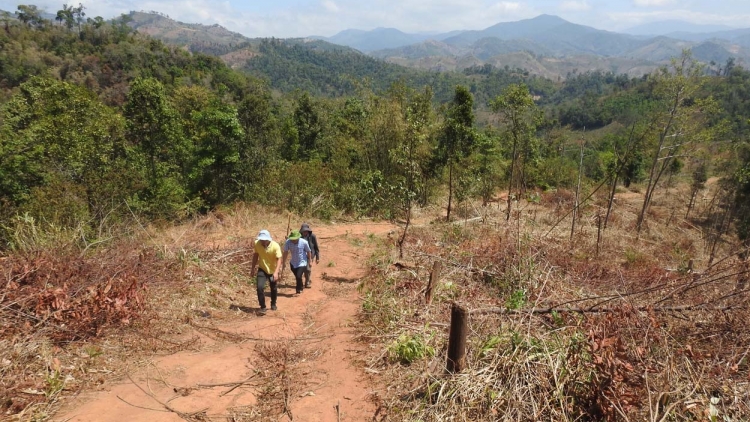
left=55, top=221, right=396, bottom=422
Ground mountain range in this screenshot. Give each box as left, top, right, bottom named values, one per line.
left=125, top=12, right=749, bottom=80
left=313, top=15, right=750, bottom=71
left=623, top=20, right=736, bottom=36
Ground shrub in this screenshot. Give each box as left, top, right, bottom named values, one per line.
left=388, top=333, right=435, bottom=364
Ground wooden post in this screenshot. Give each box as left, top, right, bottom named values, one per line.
left=425, top=261, right=442, bottom=305
left=447, top=302, right=468, bottom=373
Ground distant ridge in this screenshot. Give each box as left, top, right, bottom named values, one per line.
left=313, top=27, right=463, bottom=52
left=127, top=11, right=254, bottom=56
left=122, top=11, right=750, bottom=81
left=441, top=14, right=572, bottom=47
left=624, top=20, right=735, bottom=36
left=343, top=15, right=750, bottom=73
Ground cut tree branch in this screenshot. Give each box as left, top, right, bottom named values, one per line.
left=471, top=304, right=741, bottom=315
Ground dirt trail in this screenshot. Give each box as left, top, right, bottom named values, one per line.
left=55, top=221, right=396, bottom=422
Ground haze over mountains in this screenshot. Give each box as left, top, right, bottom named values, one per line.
left=123, top=11, right=748, bottom=80
left=623, top=21, right=736, bottom=36
left=313, top=14, right=750, bottom=68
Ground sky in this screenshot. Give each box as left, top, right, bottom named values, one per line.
left=1, top=0, right=749, bottom=38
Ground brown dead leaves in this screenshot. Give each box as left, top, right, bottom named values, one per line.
left=1, top=244, right=182, bottom=343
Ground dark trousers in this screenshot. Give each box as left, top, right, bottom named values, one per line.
left=290, top=264, right=306, bottom=293
left=256, top=270, right=277, bottom=309
left=303, top=264, right=312, bottom=286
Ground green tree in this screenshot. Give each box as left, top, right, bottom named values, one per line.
left=635, top=51, right=720, bottom=234
left=16, top=5, right=46, bottom=28
left=124, top=77, right=189, bottom=217
left=292, top=92, right=322, bottom=161
left=236, top=89, right=283, bottom=202
left=472, top=129, right=503, bottom=206
left=55, top=3, right=85, bottom=29
left=365, top=87, right=404, bottom=182
left=436, top=85, right=477, bottom=221
left=326, top=96, right=371, bottom=213
left=393, top=87, right=433, bottom=256
left=0, top=77, right=130, bottom=226
left=491, top=84, right=542, bottom=220
left=733, top=142, right=750, bottom=246
left=0, top=11, right=13, bottom=33
left=189, top=100, right=244, bottom=207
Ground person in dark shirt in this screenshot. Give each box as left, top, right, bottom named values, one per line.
left=299, top=223, right=320, bottom=289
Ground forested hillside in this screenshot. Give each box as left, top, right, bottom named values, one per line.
left=4, top=5, right=750, bottom=421
left=126, top=11, right=253, bottom=56
left=1, top=4, right=750, bottom=249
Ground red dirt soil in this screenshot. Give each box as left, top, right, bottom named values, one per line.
left=54, top=221, right=397, bottom=422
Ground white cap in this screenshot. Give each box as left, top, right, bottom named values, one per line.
left=256, top=230, right=272, bottom=241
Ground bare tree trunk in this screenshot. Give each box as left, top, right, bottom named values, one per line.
left=708, top=194, right=735, bottom=266
left=571, top=138, right=584, bottom=242
left=686, top=188, right=697, bottom=219
left=596, top=212, right=603, bottom=257
left=605, top=124, right=637, bottom=230
left=699, top=187, right=722, bottom=255
left=604, top=172, right=618, bottom=229
left=447, top=162, right=453, bottom=222
left=506, top=136, right=518, bottom=221
left=636, top=86, right=683, bottom=235
left=665, top=170, right=676, bottom=226
left=398, top=205, right=410, bottom=259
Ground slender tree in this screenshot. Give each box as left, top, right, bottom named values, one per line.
left=393, top=88, right=433, bottom=257
left=685, top=157, right=709, bottom=219
left=636, top=51, right=718, bottom=234
left=436, top=86, right=476, bottom=221
left=491, top=84, right=542, bottom=221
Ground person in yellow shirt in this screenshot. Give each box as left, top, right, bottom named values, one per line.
left=250, top=229, right=282, bottom=315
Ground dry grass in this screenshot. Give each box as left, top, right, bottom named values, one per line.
left=250, top=341, right=326, bottom=421
left=2, top=183, right=748, bottom=421
left=0, top=204, right=314, bottom=421
left=359, top=180, right=750, bottom=421
left=0, top=240, right=187, bottom=420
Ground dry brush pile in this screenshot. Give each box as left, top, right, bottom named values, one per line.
left=358, top=191, right=750, bottom=421
left=0, top=239, right=188, bottom=419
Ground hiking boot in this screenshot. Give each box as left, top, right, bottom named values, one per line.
left=305, top=281, right=311, bottom=289
left=257, top=307, right=267, bottom=315
left=271, top=304, right=277, bottom=311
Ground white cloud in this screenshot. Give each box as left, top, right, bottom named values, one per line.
left=632, top=0, right=676, bottom=7
left=560, top=1, right=591, bottom=12
left=491, top=1, right=522, bottom=12
left=322, top=0, right=340, bottom=13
